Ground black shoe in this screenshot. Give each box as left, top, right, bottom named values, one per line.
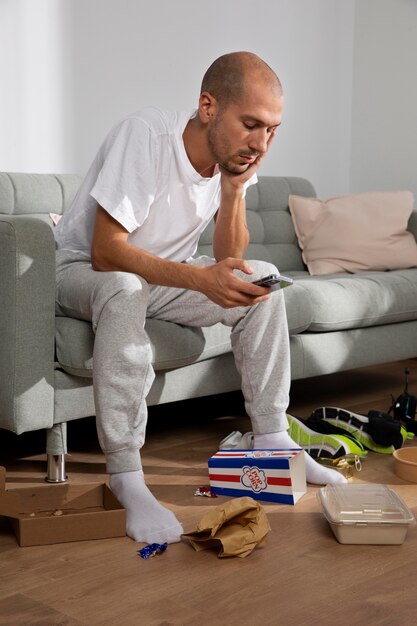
left=310, top=407, right=408, bottom=454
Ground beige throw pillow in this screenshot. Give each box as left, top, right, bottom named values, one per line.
left=49, top=212, right=62, bottom=225
left=288, top=191, right=417, bottom=275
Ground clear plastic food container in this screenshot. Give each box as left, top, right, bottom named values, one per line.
left=318, top=483, right=416, bottom=545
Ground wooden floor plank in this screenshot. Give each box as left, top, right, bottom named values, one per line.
left=0, top=593, right=83, bottom=625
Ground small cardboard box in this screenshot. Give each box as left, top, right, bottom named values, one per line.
left=208, top=449, right=306, bottom=505
left=0, top=467, right=126, bottom=546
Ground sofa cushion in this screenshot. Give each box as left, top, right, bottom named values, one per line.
left=294, top=269, right=417, bottom=331
left=289, top=191, right=417, bottom=275
left=55, top=287, right=311, bottom=377
left=55, top=317, right=234, bottom=377
left=0, top=172, right=81, bottom=216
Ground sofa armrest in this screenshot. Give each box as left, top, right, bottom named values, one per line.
left=407, top=210, right=417, bottom=242
left=0, top=216, right=55, bottom=433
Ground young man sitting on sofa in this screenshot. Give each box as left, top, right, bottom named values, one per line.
left=54, top=51, right=346, bottom=545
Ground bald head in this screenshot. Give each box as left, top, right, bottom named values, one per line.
left=200, top=51, right=282, bottom=111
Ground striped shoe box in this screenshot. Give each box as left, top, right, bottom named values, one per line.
left=208, top=449, right=306, bottom=505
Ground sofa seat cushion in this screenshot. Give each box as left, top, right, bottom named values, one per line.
left=55, top=286, right=310, bottom=378
left=55, top=317, right=235, bottom=377
left=294, top=269, right=417, bottom=332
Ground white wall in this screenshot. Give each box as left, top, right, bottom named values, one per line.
left=0, top=0, right=354, bottom=198
left=5, top=1, right=417, bottom=201
left=350, top=0, right=417, bottom=199
left=70, top=0, right=355, bottom=197
left=0, top=0, right=74, bottom=173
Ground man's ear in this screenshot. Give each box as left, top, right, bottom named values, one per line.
left=198, top=92, right=218, bottom=124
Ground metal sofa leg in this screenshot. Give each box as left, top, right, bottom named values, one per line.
left=46, top=454, right=67, bottom=483
left=45, top=423, right=68, bottom=483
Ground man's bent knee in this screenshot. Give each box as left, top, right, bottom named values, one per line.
left=92, top=271, right=150, bottom=330
left=240, top=260, right=280, bottom=283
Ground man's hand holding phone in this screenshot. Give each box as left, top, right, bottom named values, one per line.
left=197, top=259, right=282, bottom=308
left=197, top=261, right=293, bottom=308
left=252, top=274, right=293, bottom=291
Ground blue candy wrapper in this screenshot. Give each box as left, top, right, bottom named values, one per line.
left=138, top=542, right=168, bottom=559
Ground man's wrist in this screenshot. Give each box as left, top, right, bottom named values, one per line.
left=180, top=262, right=207, bottom=293
left=220, top=181, right=245, bottom=204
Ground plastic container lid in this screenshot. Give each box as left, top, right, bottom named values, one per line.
left=318, top=483, right=415, bottom=526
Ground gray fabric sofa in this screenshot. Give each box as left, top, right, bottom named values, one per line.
left=2, top=172, right=417, bottom=480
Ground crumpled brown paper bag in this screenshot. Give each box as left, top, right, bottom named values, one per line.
left=182, top=496, right=271, bottom=558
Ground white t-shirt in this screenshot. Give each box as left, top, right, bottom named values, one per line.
left=55, top=107, right=256, bottom=262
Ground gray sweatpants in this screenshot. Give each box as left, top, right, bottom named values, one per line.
left=56, top=251, right=291, bottom=473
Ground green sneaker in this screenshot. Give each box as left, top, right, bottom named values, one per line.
left=287, top=414, right=366, bottom=460
left=310, top=407, right=409, bottom=454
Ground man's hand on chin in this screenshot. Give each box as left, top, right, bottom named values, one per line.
left=219, top=155, right=263, bottom=194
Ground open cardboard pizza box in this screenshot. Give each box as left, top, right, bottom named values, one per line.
left=0, top=466, right=126, bottom=546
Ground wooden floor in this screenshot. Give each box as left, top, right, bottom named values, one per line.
left=1, top=359, right=417, bottom=626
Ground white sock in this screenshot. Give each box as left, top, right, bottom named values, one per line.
left=254, top=431, right=347, bottom=485
left=109, top=470, right=183, bottom=544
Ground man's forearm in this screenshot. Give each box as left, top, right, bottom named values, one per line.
left=92, top=235, right=269, bottom=309
left=90, top=205, right=267, bottom=309
left=212, top=194, right=249, bottom=260
left=92, top=238, right=203, bottom=291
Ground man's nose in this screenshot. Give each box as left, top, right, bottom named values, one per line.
left=249, top=129, right=269, bottom=154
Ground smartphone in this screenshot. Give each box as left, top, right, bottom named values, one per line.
left=252, top=273, right=293, bottom=291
